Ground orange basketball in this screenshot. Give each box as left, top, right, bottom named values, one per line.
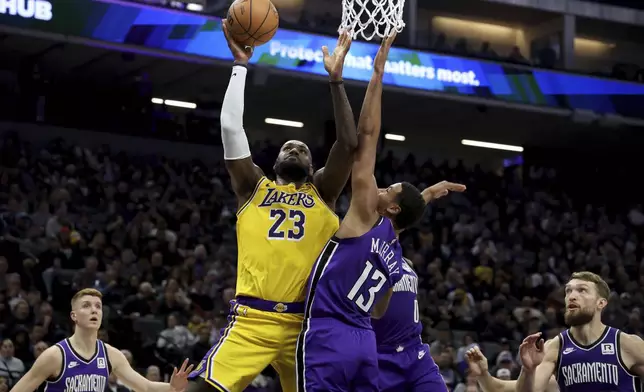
left=226, top=0, right=279, bottom=47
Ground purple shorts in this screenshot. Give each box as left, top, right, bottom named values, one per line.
left=377, top=343, right=448, bottom=392
left=297, top=318, right=379, bottom=392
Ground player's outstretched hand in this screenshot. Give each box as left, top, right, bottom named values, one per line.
left=519, top=332, right=545, bottom=371
left=169, top=359, right=195, bottom=392
left=223, top=23, right=253, bottom=65
left=465, top=346, right=488, bottom=377
left=322, top=30, right=352, bottom=82
left=373, top=31, right=397, bottom=75
left=424, top=181, right=466, bottom=203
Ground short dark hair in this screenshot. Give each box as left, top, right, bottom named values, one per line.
left=392, top=182, right=425, bottom=230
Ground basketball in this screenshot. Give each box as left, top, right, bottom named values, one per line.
left=226, top=0, right=280, bottom=47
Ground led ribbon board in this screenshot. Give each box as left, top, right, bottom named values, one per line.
left=2, top=0, right=643, bottom=118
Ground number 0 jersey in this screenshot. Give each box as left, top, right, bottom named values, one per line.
left=235, top=176, right=339, bottom=303
left=371, top=258, right=423, bottom=349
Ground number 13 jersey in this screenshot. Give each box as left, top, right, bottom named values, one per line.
left=303, top=216, right=405, bottom=328
left=235, top=177, right=339, bottom=303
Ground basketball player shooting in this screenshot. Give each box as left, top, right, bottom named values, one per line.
left=186, top=25, right=358, bottom=392
left=510, top=271, right=644, bottom=392
left=296, top=32, right=429, bottom=392
left=11, top=289, right=193, bottom=392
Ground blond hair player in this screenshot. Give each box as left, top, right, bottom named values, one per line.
left=515, top=271, right=644, bottom=392
left=11, top=288, right=193, bottom=392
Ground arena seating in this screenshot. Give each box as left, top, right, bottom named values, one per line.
left=0, top=9, right=643, bottom=390
left=1, top=117, right=643, bottom=391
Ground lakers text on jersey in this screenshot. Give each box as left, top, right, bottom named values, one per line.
left=189, top=177, right=339, bottom=392
left=236, top=177, right=339, bottom=303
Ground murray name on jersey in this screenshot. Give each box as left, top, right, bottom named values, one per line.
left=371, top=238, right=401, bottom=276
left=560, top=361, right=620, bottom=387
left=64, top=374, right=107, bottom=392
left=258, top=188, right=316, bottom=208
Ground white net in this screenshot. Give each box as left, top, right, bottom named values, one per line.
left=339, top=0, right=406, bottom=41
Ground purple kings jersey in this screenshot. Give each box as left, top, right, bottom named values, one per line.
left=304, top=216, right=405, bottom=328
left=372, top=258, right=422, bottom=348
left=44, top=339, right=110, bottom=392
left=556, top=327, right=642, bottom=392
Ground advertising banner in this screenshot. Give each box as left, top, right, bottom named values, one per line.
left=1, top=0, right=643, bottom=118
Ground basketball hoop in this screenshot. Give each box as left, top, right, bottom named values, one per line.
left=339, top=0, right=406, bottom=41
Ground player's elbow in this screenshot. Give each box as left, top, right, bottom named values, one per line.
left=338, top=132, right=358, bottom=150
left=357, top=123, right=378, bottom=137
left=220, top=112, right=241, bottom=134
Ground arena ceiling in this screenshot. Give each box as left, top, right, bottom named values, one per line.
left=0, top=30, right=640, bottom=164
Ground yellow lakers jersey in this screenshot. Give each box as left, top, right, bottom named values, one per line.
left=235, top=177, right=339, bottom=303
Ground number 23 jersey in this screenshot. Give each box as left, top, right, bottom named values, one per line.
left=235, top=177, right=339, bottom=304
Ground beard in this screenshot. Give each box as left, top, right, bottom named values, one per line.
left=564, top=307, right=595, bottom=326
left=275, top=160, right=309, bottom=183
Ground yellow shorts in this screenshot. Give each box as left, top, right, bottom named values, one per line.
left=191, top=299, right=303, bottom=392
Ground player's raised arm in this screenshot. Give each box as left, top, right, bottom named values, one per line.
left=107, top=345, right=193, bottom=392
left=618, top=331, right=644, bottom=377
left=344, top=33, right=396, bottom=230
left=313, top=31, right=358, bottom=209
left=394, top=180, right=467, bottom=236
left=516, top=333, right=558, bottom=392
left=466, top=346, right=514, bottom=392
left=421, top=181, right=466, bottom=204
left=221, top=24, right=264, bottom=206
left=10, top=346, right=61, bottom=392
left=466, top=345, right=560, bottom=392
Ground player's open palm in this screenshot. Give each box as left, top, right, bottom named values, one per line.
left=519, top=332, right=545, bottom=371
left=373, top=32, right=397, bottom=74
left=465, top=346, right=488, bottom=377
left=322, top=31, right=352, bottom=81
left=223, top=23, right=253, bottom=64
left=169, top=359, right=194, bottom=392
left=424, top=181, right=466, bottom=202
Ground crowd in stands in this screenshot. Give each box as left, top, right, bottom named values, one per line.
left=1, top=14, right=644, bottom=390
left=1, top=122, right=644, bottom=392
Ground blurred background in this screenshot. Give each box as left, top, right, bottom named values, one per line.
left=0, top=0, right=643, bottom=391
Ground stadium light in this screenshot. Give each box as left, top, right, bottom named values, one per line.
left=384, top=133, right=405, bottom=141
left=461, top=139, right=524, bottom=152
left=186, top=3, right=204, bottom=11
left=151, top=98, right=197, bottom=109
left=265, top=118, right=304, bottom=128
left=164, top=99, right=197, bottom=109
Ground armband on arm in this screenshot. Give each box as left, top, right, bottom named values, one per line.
left=221, top=65, right=251, bottom=160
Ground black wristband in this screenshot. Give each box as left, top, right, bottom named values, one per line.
left=329, top=80, right=344, bottom=85
left=233, top=62, right=248, bottom=68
